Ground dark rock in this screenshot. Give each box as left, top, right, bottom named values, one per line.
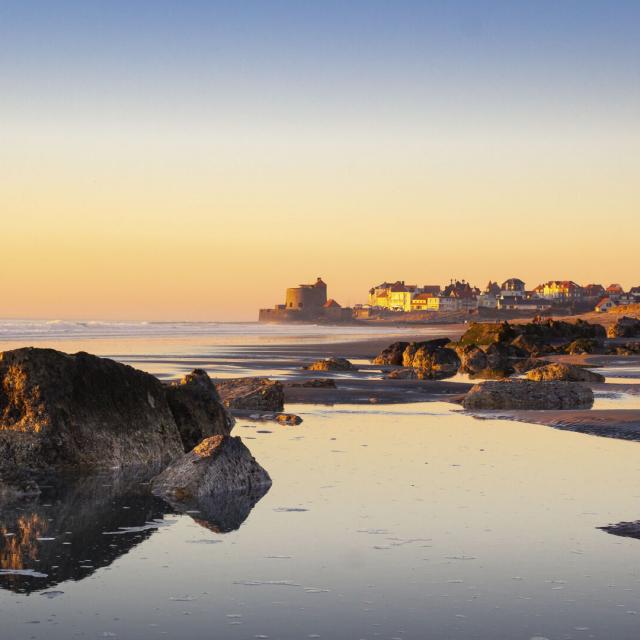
left=462, top=379, right=594, bottom=410
left=526, top=363, right=605, bottom=383
left=151, top=435, right=271, bottom=502
left=468, top=368, right=513, bottom=380
left=457, top=322, right=517, bottom=347
left=511, top=357, right=551, bottom=374
left=0, top=348, right=184, bottom=474
left=456, top=319, right=606, bottom=355
left=563, top=338, right=604, bottom=355
left=275, top=413, right=303, bottom=425
left=455, top=344, right=488, bottom=373
left=402, top=338, right=451, bottom=367
left=165, top=369, right=235, bottom=451
left=303, top=357, right=354, bottom=372
left=372, top=341, right=410, bottom=366
left=385, top=367, right=419, bottom=380
left=510, top=333, right=542, bottom=355
left=411, top=343, right=460, bottom=380
left=608, top=316, right=640, bottom=339
left=598, top=521, right=640, bottom=540
left=215, top=377, right=285, bottom=411
left=290, top=378, right=337, bottom=388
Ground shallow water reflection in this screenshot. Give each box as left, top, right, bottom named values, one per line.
left=3, top=403, right=640, bottom=639
left=0, top=469, right=269, bottom=595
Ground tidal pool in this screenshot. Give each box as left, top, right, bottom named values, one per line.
left=2, top=402, right=640, bottom=639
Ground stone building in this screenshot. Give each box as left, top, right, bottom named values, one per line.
left=259, top=278, right=353, bottom=323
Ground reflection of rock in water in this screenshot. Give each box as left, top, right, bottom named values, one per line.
left=598, top=521, right=640, bottom=539
left=0, top=469, right=171, bottom=594
left=0, top=466, right=270, bottom=593
left=163, top=482, right=271, bottom=534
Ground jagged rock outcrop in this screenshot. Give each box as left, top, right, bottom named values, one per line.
left=372, top=341, right=410, bottom=366
left=613, top=342, right=640, bottom=355
left=608, top=316, right=640, bottom=339
left=402, top=339, right=451, bottom=367
left=456, top=319, right=606, bottom=356
left=304, top=357, right=354, bottom=372
left=151, top=435, right=271, bottom=503
left=526, top=363, right=605, bottom=383
left=456, top=344, right=488, bottom=372
left=0, top=348, right=184, bottom=476
left=462, top=379, right=594, bottom=410
left=165, top=369, right=235, bottom=451
left=215, top=377, right=284, bottom=411
left=563, top=338, right=604, bottom=355
left=410, top=341, right=460, bottom=380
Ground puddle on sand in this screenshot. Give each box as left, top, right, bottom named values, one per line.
left=3, top=401, right=640, bottom=639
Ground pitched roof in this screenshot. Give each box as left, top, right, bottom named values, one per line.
left=323, top=299, right=341, bottom=308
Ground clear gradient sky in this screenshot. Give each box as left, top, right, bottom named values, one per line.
left=1, top=1, right=638, bottom=320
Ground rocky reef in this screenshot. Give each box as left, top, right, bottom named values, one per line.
left=526, top=363, right=605, bottom=383
left=608, top=316, right=640, bottom=339
left=462, top=379, right=594, bottom=410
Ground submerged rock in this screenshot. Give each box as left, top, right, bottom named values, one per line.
left=526, top=363, right=605, bottom=383
left=598, top=521, right=640, bottom=540
left=215, top=377, right=284, bottom=411
left=165, top=369, right=235, bottom=451
left=290, top=378, right=337, bottom=388
left=372, top=341, right=410, bottom=366
left=151, top=435, right=271, bottom=502
left=385, top=367, right=419, bottom=379
left=462, top=379, right=594, bottom=410
left=304, top=357, right=354, bottom=372
left=608, top=316, right=640, bottom=339
left=0, top=347, right=184, bottom=475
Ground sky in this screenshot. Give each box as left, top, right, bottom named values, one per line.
left=1, top=0, right=638, bottom=320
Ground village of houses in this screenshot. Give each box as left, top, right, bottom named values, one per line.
left=259, top=277, right=640, bottom=323
left=363, top=279, right=640, bottom=317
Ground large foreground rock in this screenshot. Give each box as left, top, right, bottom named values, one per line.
left=165, top=370, right=235, bottom=451
left=608, top=316, right=640, bottom=339
left=215, top=377, right=284, bottom=411
left=0, top=348, right=184, bottom=474
left=462, top=379, right=594, bottom=410
left=151, top=435, right=271, bottom=502
left=527, top=363, right=605, bottom=383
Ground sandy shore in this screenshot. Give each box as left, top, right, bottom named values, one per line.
left=469, top=408, right=640, bottom=442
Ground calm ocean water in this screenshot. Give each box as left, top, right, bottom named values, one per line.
left=0, top=320, right=443, bottom=343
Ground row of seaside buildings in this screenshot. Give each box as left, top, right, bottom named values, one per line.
left=366, top=279, right=640, bottom=314
left=259, top=277, right=640, bottom=323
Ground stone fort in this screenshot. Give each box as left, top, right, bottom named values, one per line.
left=259, top=278, right=353, bottom=323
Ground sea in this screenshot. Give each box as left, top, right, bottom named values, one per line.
left=1, top=320, right=640, bottom=639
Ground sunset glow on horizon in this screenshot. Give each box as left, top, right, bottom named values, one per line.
left=1, top=0, right=638, bottom=320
